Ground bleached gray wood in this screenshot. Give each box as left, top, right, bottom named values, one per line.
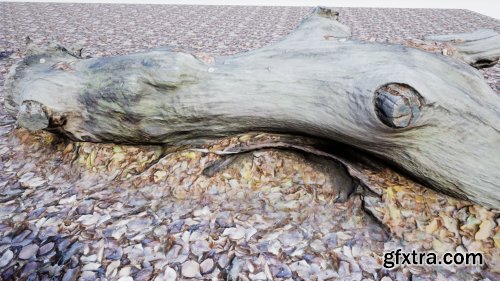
left=3, top=7, right=500, bottom=207
left=425, top=29, right=500, bottom=68
left=17, top=100, right=49, bottom=131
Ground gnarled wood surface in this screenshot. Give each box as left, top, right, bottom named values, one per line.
left=3, top=7, right=500, bottom=207
left=425, top=29, right=500, bottom=68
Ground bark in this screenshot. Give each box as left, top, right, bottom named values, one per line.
left=425, top=29, right=500, bottom=68
left=3, top=7, right=500, bottom=208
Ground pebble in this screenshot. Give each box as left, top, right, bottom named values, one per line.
left=272, top=264, right=292, bottom=278
left=218, top=254, right=229, bottom=268
left=310, top=239, right=326, bottom=252
left=0, top=250, right=13, bottom=267
left=475, top=220, right=494, bottom=240
left=59, top=194, right=77, bottom=204
left=267, top=240, right=281, bottom=256
left=105, top=246, right=123, bottom=260
left=19, top=244, right=39, bottom=260
left=38, top=226, right=58, bottom=240
left=223, top=227, right=246, bottom=240
left=20, top=261, right=38, bottom=278
left=249, top=272, right=267, bottom=280
left=182, top=260, right=201, bottom=278
left=200, top=258, right=214, bottom=274
left=106, top=260, right=120, bottom=277
left=80, top=254, right=97, bottom=263
left=82, top=262, right=101, bottom=271
left=80, top=270, right=97, bottom=280
left=12, top=229, right=32, bottom=245
left=338, top=261, right=351, bottom=277
left=162, top=266, right=177, bottom=280
left=62, top=267, right=78, bottom=281
left=119, top=266, right=131, bottom=277
left=22, top=177, right=46, bottom=188
left=38, top=242, right=54, bottom=256
left=77, top=200, right=95, bottom=215
left=77, top=214, right=100, bottom=226
left=153, top=170, right=167, bottom=183
left=193, top=206, right=210, bottom=217
left=215, top=212, right=234, bottom=228
left=245, top=227, right=258, bottom=241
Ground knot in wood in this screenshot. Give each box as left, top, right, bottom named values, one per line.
left=315, top=7, right=339, bottom=20
left=17, top=100, right=49, bottom=131
left=375, top=83, right=423, bottom=128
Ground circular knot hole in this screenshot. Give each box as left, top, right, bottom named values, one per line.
left=375, top=83, right=424, bottom=128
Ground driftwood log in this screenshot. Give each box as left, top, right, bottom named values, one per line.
left=425, top=29, right=500, bottom=69
left=4, top=7, right=500, bottom=208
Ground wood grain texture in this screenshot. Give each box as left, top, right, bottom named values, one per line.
left=4, top=7, right=500, bottom=207
left=425, top=29, right=500, bottom=68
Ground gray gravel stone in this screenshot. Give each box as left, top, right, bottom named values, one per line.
left=0, top=250, right=13, bottom=267
left=19, top=244, right=39, bottom=260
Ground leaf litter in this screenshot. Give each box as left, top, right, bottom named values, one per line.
left=0, top=127, right=498, bottom=280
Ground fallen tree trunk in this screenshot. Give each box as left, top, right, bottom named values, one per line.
left=425, top=29, right=500, bottom=68
left=4, top=7, right=500, bottom=207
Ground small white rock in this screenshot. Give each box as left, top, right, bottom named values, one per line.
left=80, top=271, right=97, bottom=279
left=0, top=250, right=13, bottom=267
left=182, top=260, right=201, bottom=278
left=268, top=240, right=281, bottom=256
left=153, top=170, right=167, bottom=183
left=310, top=239, right=326, bottom=252
left=59, top=194, right=77, bottom=204
left=82, top=262, right=101, bottom=271
left=475, top=220, right=494, bottom=240
left=222, top=227, right=245, bottom=240
left=228, top=179, right=239, bottom=188
left=106, top=260, right=120, bottom=277
left=19, top=244, right=39, bottom=260
left=164, top=266, right=177, bottom=280
left=0, top=147, right=9, bottom=155
left=190, top=240, right=210, bottom=256
left=218, top=254, right=229, bottom=268
left=119, top=266, right=131, bottom=277
left=193, top=206, right=210, bottom=217
left=200, top=258, right=214, bottom=274
left=22, top=177, right=46, bottom=188
left=338, top=261, right=350, bottom=277
left=245, top=227, right=258, bottom=241
left=77, top=214, right=100, bottom=226
left=81, top=254, right=97, bottom=263
left=249, top=272, right=267, bottom=280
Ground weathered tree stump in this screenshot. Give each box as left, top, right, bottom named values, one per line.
left=4, top=7, right=500, bottom=207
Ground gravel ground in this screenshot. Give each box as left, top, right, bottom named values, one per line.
left=0, top=3, right=499, bottom=281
